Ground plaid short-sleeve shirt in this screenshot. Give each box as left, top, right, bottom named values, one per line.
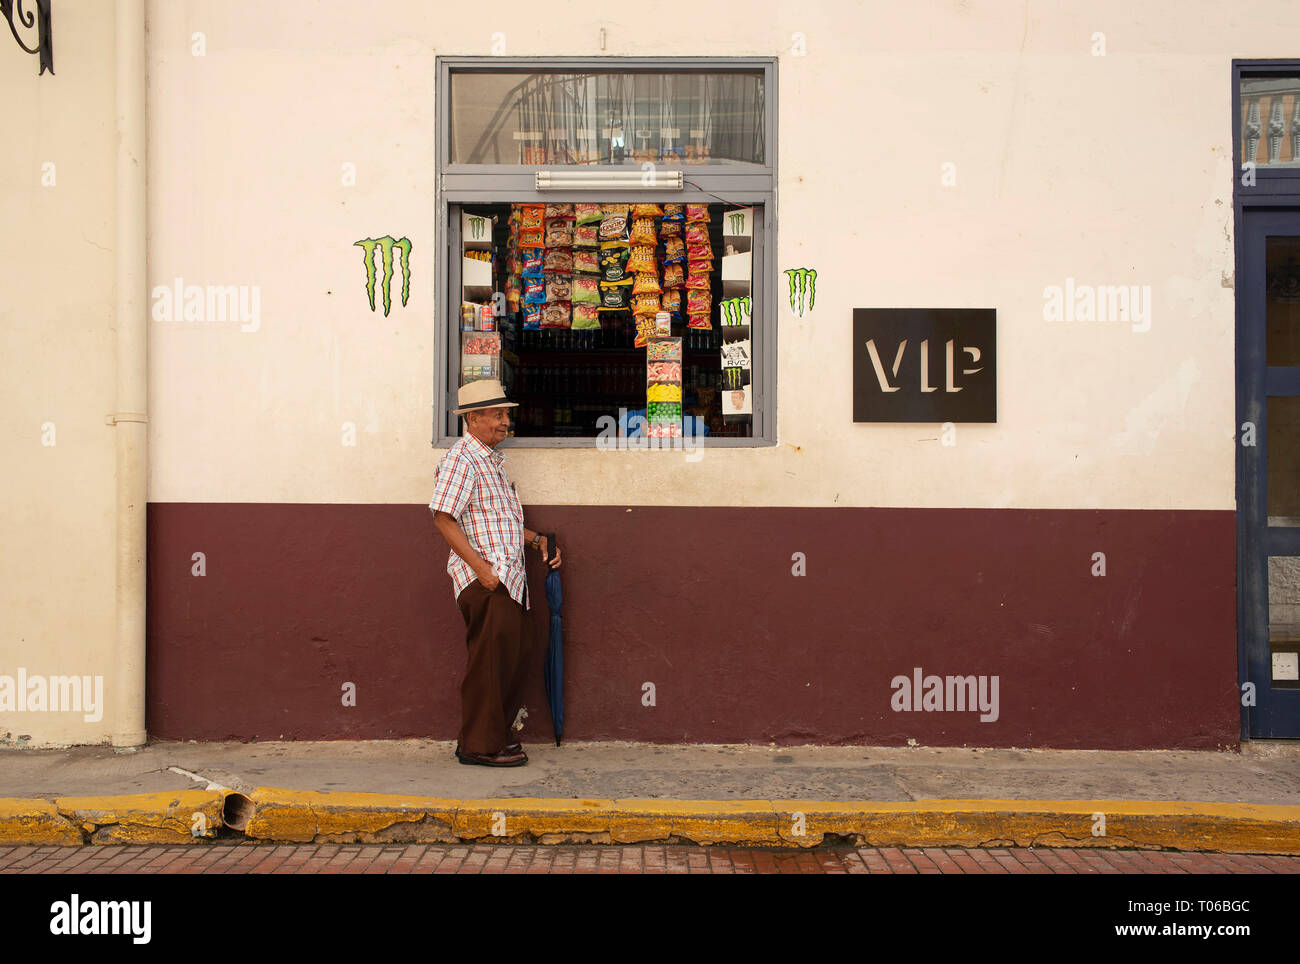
left=429, top=432, right=528, bottom=609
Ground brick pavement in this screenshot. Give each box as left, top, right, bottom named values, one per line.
left=0, top=843, right=1296, bottom=874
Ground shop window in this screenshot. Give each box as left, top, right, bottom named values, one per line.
left=436, top=59, right=775, bottom=446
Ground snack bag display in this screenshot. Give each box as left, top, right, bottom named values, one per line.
left=632, top=292, right=662, bottom=317
left=521, top=248, right=545, bottom=278
left=687, top=312, right=712, bottom=330
left=545, top=202, right=575, bottom=219
left=545, top=218, right=574, bottom=247
left=575, top=203, right=603, bottom=225
left=628, top=245, right=658, bottom=273
left=662, top=263, right=684, bottom=288
left=572, top=276, right=600, bottom=304
left=523, top=304, right=542, bottom=329
left=520, top=227, right=544, bottom=247
left=599, top=278, right=632, bottom=309
left=543, top=247, right=574, bottom=273
left=599, top=205, right=630, bottom=240
left=634, top=315, right=659, bottom=348
left=660, top=288, right=682, bottom=312
left=685, top=269, right=710, bottom=290
left=546, top=276, right=573, bottom=301
left=541, top=301, right=571, bottom=328
left=633, top=203, right=664, bottom=217
left=629, top=217, right=658, bottom=246
left=685, top=203, right=709, bottom=223
left=523, top=277, right=546, bottom=304
left=573, top=223, right=599, bottom=248
left=632, top=272, right=662, bottom=295
left=663, top=237, right=686, bottom=263
left=572, top=303, right=601, bottom=329
left=687, top=289, right=712, bottom=313
left=600, top=244, right=631, bottom=282
left=573, top=249, right=599, bottom=274
left=662, top=203, right=685, bottom=222
left=658, top=219, right=682, bottom=237
left=520, top=205, right=545, bottom=229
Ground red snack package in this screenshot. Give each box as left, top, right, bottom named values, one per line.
left=685, top=204, right=709, bottom=223
left=687, top=312, right=712, bottom=330
left=687, top=289, right=712, bottom=313
left=686, top=269, right=710, bottom=290
left=685, top=222, right=710, bottom=244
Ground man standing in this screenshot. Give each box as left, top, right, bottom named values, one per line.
left=429, top=379, right=562, bottom=767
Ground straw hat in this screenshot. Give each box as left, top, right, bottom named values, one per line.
left=452, top=378, right=519, bottom=415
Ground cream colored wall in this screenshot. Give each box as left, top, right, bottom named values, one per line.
left=144, top=0, right=1285, bottom=510
left=0, top=1, right=121, bottom=746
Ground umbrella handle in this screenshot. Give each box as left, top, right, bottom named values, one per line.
left=544, top=531, right=559, bottom=556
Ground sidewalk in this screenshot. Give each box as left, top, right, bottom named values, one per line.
left=2, top=740, right=1298, bottom=851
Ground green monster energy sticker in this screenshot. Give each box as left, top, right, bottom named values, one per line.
left=727, top=211, right=747, bottom=234
left=354, top=236, right=413, bottom=316
left=719, top=296, right=752, bottom=326
left=465, top=216, right=488, bottom=241
left=783, top=267, right=817, bottom=317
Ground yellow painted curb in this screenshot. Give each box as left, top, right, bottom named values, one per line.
left=2, top=791, right=1298, bottom=852
left=0, top=797, right=82, bottom=846
left=242, top=788, right=460, bottom=843
left=52, top=790, right=225, bottom=845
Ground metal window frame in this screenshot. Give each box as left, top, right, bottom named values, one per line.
left=433, top=55, right=778, bottom=448
left=1233, top=59, right=1300, bottom=199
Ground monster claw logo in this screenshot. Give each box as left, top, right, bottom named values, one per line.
left=719, top=296, right=752, bottom=326
left=784, top=267, right=817, bottom=316
left=354, top=236, right=412, bottom=315
left=727, top=211, right=747, bottom=235
left=465, top=215, right=488, bottom=242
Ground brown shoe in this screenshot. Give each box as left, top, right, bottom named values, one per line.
left=505, top=742, right=522, bottom=754
left=455, top=745, right=527, bottom=767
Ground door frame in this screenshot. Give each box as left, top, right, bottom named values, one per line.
left=1233, top=60, right=1300, bottom=739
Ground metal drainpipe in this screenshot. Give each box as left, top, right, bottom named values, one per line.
left=110, top=0, right=148, bottom=748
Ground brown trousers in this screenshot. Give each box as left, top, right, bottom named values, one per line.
left=455, top=580, right=533, bottom=755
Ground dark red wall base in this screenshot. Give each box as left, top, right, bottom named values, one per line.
left=145, top=504, right=1240, bottom=749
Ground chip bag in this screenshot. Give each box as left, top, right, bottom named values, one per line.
left=687, top=312, right=712, bottom=330
left=685, top=222, right=710, bottom=245
left=520, top=204, right=545, bottom=229
left=628, top=245, right=658, bottom=273
left=633, top=203, right=664, bottom=217
left=546, top=276, right=573, bottom=301
left=572, top=303, right=601, bottom=329
left=686, top=269, right=710, bottom=290
left=543, top=248, right=574, bottom=273
left=545, top=218, right=574, bottom=247
left=573, top=223, right=599, bottom=248
left=662, top=237, right=686, bottom=263
left=572, top=276, right=600, bottom=304
left=545, top=202, right=574, bottom=219
left=541, top=301, right=571, bottom=328
left=685, top=203, right=709, bottom=223
left=687, top=289, right=712, bottom=313
left=573, top=250, right=599, bottom=274
left=575, top=203, right=603, bottom=226
left=633, top=272, right=662, bottom=295
left=629, top=217, right=658, bottom=246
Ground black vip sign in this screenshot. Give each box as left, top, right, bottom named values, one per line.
left=853, top=309, right=996, bottom=422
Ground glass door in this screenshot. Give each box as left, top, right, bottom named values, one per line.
left=1239, top=209, right=1300, bottom=737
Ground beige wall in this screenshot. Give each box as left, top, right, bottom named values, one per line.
left=0, top=0, right=121, bottom=747
left=144, top=0, right=1273, bottom=511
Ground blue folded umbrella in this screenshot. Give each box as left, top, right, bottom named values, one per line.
left=542, top=532, right=564, bottom=746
